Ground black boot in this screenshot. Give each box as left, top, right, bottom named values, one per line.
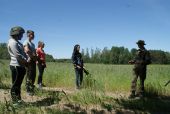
left=128, top=91, right=136, bottom=99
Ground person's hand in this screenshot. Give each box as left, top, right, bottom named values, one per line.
left=42, top=63, right=47, bottom=68
left=128, top=60, right=135, bottom=64
left=27, top=57, right=31, bottom=63
left=32, top=53, right=36, bottom=56
left=77, top=65, right=81, bottom=69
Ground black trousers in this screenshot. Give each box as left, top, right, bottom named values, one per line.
left=25, top=61, right=36, bottom=92
left=10, top=65, right=26, bottom=102
left=37, top=64, right=45, bottom=84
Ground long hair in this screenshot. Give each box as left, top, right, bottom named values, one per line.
left=72, top=44, right=80, bottom=56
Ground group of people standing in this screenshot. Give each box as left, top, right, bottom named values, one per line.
left=71, top=40, right=151, bottom=99
left=7, top=26, right=46, bottom=105
left=7, top=25, right=151, bottom=106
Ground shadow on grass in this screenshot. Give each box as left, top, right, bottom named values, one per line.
left=28, top=97, right=56, bottom=107
left=46, top=106, right=88, bottom=114
left=63, top=103, right=108, bottom=114
left=63, top=103, right=87, bottom=114
left=114, top=97, right=170, bottom=113
left=108, top=83, right=170, bottom=114
left=101, top=83, right=170, bottom=114
left=27, top=90, right=65, bottom=107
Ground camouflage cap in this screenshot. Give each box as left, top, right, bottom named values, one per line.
left=136, top=40, right=146, bottom=45
left=10, top=26, right=25, bottom=36
left=27, top=30, right=34, bottom=34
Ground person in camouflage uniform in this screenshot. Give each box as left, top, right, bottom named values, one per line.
left=128, top=40, right=151, bottom=98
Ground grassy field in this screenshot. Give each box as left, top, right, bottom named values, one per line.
left=43, top=61, right=170, bottom=94
left=0, top=59, right=170, bottom=114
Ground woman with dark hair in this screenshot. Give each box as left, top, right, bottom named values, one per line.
left=72, top=44, right=84, bottom=89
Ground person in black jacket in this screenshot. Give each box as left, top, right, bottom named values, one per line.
left=72, top=44, right=84, bottom=89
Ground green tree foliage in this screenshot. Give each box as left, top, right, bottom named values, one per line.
left=46, top=54, right=55, bottom=62
left=82, top=46, right=170, bottom=64
left=82, top=48, right=90, bottom=63
left=131, top=48, right=137, bottom=57
left=149, top=50, right=168, bottom=64
left=0, top=43, right=10, bottom=59
left=91, top=48, right=101, bottom=63
left=1, top=43, right=170, bottom=64
left=100, top=47, right=110, bottom=64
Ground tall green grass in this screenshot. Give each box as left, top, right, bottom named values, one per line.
left=0, top=60, right=170, bottom=95
left=1, top=59, right=170, bottom=113
left=43, top=62, right=170, bottom=95
left=0, top=60, right=11, bottom=89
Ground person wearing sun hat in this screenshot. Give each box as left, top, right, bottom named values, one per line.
left=136, top=40, right=146, bottom=45
left=128, top=40, right=151, bottom=99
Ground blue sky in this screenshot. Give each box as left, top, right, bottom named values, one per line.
left=0, top=0, right=170, bottom=58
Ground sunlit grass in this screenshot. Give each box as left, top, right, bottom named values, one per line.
left=0, top=59, right=170, bottom=113
left=0, top=60, right=170, bottom=95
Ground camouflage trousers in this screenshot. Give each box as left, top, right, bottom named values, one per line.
left=130, top=67, right=146, bottom=95
left=26, top=61, right=36, bottom=93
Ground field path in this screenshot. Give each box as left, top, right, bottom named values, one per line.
left=43, top=86, right=129, bottom=98
left=0, top=87, right=133, bottom=114
left=0, top=86, right=129, bottom=103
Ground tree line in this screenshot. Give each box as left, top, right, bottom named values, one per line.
left=1, top=43, right=170, bottom=64
left=81, top=46, right=170, bottom=64
left=0, top=43, right=55, bottom=62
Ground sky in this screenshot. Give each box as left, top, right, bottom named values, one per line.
left=0, top=0, right=170, bottom=59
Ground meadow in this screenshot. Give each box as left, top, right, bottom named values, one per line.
left=0, top=60, right=170, bottom=114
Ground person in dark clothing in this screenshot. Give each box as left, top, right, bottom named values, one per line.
left=36, top=41, right=46, bottom=89
left=128, top=40, right=151, bottom=99
left=7, top=26, right=27, bottom=105
left=10, top=66, right=26, bottom=102
left=72, top=44, right=84, bottom=89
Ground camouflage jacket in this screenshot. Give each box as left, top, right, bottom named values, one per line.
left=133, top=48, right=151, bottom=68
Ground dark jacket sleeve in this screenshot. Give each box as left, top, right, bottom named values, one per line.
left=72, top=54, right=77, bottom=65
left=82, top=59, right=84, bottom=67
